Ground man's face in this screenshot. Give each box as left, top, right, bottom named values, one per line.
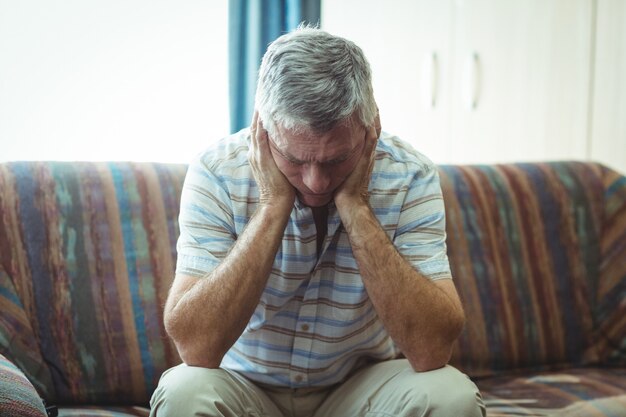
left=268, top=118, right=366, bottom=207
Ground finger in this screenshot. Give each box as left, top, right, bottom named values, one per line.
left=251, top=110, right=258, bottom=130
left=363, top=131, right=378, bottom=180
left=374, top=111, right=381, bottom=138
left=250, top=111, right=260, bottom=145
left=364, top=125, right=378, bottom=159
left=248, top=111, right=260, bottom=164
left=365, top=115, right=380, bottom=142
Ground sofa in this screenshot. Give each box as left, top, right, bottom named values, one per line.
left=0, top=160, right=624, bottom=416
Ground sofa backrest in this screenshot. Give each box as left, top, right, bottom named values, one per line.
left=1, top=160, right=624, bottom=405
left=0, top=162, right=186, bottom=405
left=441, top=162, right=626, bottom=377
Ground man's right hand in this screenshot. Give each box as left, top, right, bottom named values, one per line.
left=165, top=112, right=297, bottom=368
left=248, top=111, right=295, bottom=212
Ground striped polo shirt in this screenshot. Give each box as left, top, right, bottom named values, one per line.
left=176, top=128, right=452, bottom=388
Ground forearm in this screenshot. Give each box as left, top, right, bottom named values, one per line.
left=340, top=202, right=465, bottom=371
left=165, top=203, right=290, bottom=367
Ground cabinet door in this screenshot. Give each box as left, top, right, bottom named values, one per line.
left=590, top=0, right=626, bottom=174
left=449, top=0, right=593, bottom=164
left=322, top=0, right=454, bottom=163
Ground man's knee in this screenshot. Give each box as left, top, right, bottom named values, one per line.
left=363, top=364, right=484, bottom=417
left=407, top=366, right=485, bottom=417
left=150, top=365, right=244, bottom=416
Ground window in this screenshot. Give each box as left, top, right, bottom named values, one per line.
left=0, top=0, right=229, bottom=163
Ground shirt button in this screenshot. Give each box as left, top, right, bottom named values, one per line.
left=295, top=375, right=303, bottom=383
left=301, top=324, right=310, bottom=331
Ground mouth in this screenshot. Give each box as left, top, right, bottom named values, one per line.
left=296, top=190, right=333, bottom=206
left=298, top=190, right=333, bottom=198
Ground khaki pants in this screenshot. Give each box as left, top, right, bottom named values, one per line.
left=150, top=359, right=485, bottom=417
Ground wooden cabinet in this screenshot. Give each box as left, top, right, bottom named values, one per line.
left=323, top=0, right=624, bottom=173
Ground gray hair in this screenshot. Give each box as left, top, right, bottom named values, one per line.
left=255, top=27, right=376, bottom=136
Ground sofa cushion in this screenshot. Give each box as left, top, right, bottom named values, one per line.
left=588, top=166, right=626, bottom=366
left=0, top=162, right=186, bottom=405
left=0, top=353, right=47, bottom=417
left=477, top=367, right=626, bottom=416
left=440, top=162, right=625, bottom=376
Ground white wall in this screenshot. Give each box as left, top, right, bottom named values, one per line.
left=590, top=0, right=626, bottom=173
left=0, top=1, right=229, bottom=163
left=322, top=0, right=626, bottom=173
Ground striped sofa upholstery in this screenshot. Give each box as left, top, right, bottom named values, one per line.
left=0, top=161, right=624, bottom=416
left=0, top=162, right=186, bottom=416
left=440, top=163, right=626, bottom=415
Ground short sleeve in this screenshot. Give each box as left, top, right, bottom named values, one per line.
left=394, top=165, right=451, bottom=280
left=175, top=158, right=237, bottom=278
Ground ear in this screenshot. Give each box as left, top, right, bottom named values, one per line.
left=374, top=107, right=381, bottom=138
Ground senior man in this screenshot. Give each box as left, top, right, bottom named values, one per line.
left=150, top=27, right=485, bottom=417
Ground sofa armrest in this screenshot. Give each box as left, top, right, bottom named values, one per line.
left=0, top=353, right=47, bottom=417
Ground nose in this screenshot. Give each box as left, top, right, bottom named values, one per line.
left=302, top=164, right=331, bottom=194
